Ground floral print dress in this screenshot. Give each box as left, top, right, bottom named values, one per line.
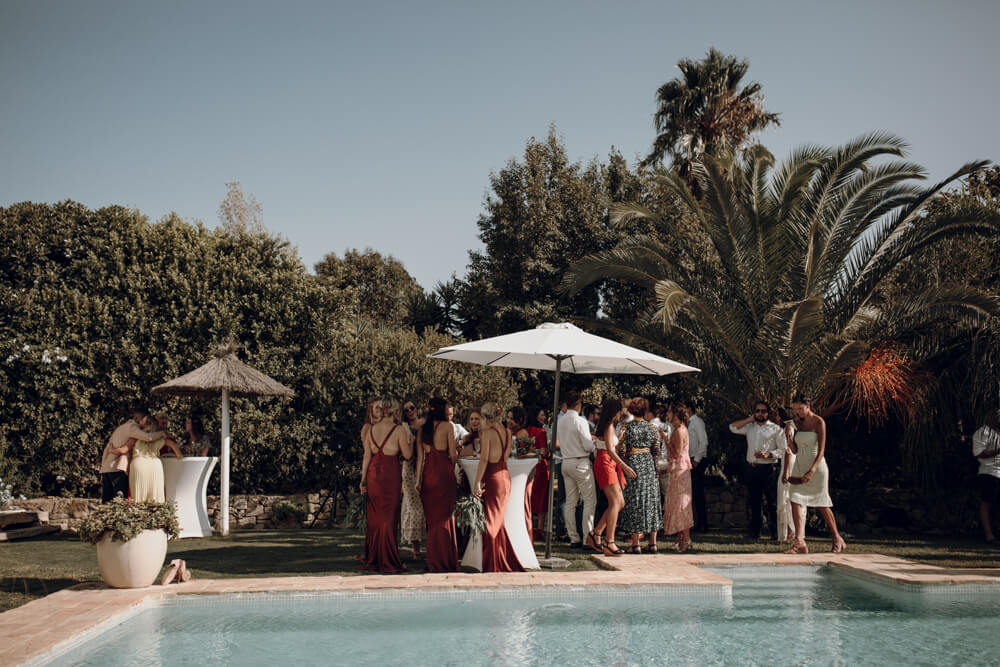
left=400, top=428, right=426, bottom=544
left=618, top=420, right=663, bottom=535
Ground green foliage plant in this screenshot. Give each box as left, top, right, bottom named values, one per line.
left=272, top=500, right=306, bottom=523
left=78, top=498, right=180, bottom=544
left=565, top=135, right=1000, bottom=419
left=454, top=493, right=485, bottom=538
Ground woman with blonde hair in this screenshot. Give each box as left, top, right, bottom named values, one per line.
left=359, top=395, right=412, bottom=573
left=473, top=402, right=523, bottom=572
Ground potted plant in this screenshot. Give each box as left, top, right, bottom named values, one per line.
left=272, top=500, right=307, bottom=528
left=79, top=498, right=179, bottom=588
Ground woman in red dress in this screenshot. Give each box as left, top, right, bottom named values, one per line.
left=473, top=402, right=523, bottom=573
left=527, top=407, right=550, bottom=541
left=587, top=397, right=635, bottom=556
left=359, top=397, right=412, bottom=573
left=417, top=397, right=459, bottom=572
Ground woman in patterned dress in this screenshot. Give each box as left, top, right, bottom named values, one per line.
left=400, top=399, right=426, bottom=560
left=662, top=403, right=694, bottom=552
left=618, top=397, right=662, bottom=553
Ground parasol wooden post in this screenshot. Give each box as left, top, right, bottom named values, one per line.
left=220, top=388, right=231, bottom=536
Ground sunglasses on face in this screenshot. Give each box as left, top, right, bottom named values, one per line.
left=404, top=406, right=415, bottom=412
left=754, top=409, right=768, bottom=414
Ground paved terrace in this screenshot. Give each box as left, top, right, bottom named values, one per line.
left=2, top=553, right=999, bottom=666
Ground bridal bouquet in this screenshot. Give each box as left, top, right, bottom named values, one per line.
left=341, top=492, right=367, bottom=533
left=513, top=435, right=537, bottom=458
left=454, top=493, right=485, bottom=538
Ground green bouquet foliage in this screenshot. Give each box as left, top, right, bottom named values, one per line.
left=78, top=498, right=180, bottom=544
left=454, top=493, right=485, bottom=538
left=341, top=492, right=367, bottom=533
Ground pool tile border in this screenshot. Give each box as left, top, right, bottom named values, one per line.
left=4, top=553, right=999, bottom=666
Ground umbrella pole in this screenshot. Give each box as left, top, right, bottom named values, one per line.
left=221, top=388, right=230, bottom=536
left=544, top=358, right=562, bottom=560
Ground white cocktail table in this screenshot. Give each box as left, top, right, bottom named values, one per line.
left=162, top=457, right=218, bottom=538
left=457, top=457, right=539, bottom=571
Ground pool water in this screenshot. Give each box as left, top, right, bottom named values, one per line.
left=44, top=566, right=1000, bottom=666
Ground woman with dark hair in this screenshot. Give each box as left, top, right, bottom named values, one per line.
left=663, top=403, right=694, bottom=552
left=183, top=417, right=211, bottom=457
left=527, top=407, right=550, bottom=541
left=775, top=407, right=797, bottom=543
left=359, top=396, right=412, bottom=573
left=400, top=399, right=426, bottom=560
left=506, top=407, right=534, bottom=539
left=417, top=397, right=458, bottom=572
left=587, top=397, right=634, bottom=556
left=473, top=402, right=523, bottom=572
left=619, top=397, right=663, bottom=553
left=784, top=394, right=846, bottom=554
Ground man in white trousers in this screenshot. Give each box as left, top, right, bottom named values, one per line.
left=557, top=390, right=596, bottom=548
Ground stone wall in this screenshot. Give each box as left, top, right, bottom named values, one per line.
left=16, top=481, right=980, bottom=536
left=18, top=492, right=338, bottom=533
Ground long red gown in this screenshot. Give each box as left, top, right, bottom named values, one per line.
left=361, top=425, right=406, bottom=573
left=420, top=424, right=458, bottom=572
left=482, top=426, right=523, bottom=573
left=527, top=425, right=549, bottom=515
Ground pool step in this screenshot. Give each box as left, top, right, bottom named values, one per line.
left=0, top=524, right=61, bottom=541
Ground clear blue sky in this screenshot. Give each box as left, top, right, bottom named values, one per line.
left=2, top=0, right=997, bottom=290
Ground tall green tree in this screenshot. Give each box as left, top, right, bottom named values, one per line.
left=642, top=48, right=780, bottom=197
left=458, top=126, right=616, bottom=339
left=566, top=135, right=1000, bottom=420
left=314, top=248, right=422, bottom=324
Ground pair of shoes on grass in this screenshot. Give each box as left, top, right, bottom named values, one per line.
left=160, top=559, right=193, bottom=585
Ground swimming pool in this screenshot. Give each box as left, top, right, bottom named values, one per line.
left=40, top=566, right=1000, bottom=666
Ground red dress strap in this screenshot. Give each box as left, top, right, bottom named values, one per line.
left=374, top=424, right=398, bottom=453
left=492, top=425, right=509, bottom=459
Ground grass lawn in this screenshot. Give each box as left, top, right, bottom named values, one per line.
left=2, top=528, right=998, bottom=614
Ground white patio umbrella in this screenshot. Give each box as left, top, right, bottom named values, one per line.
left=430, top=322, right=699, bottom=560
left=151, top=343, right=294, bottom=536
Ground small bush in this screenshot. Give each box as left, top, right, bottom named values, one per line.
left=272, top=500, right=306, bottom=523
left=78, top=498, right=179, bottom=544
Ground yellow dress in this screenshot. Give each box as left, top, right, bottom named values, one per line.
left=130, top=439, right=166, bottom=502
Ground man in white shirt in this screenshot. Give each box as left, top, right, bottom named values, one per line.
left=557, top=390, right=596, bottom=548
left=687, top=404, right=710, bottom=532
left=973, top=409, right=1000, bottom=543
left=446, top=404, right=468, bottom=443
left=730, top=401, right=786, bottom=540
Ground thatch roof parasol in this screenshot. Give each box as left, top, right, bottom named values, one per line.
left=152, top=343, right=293, bottom=399
left=151, top=342, right=293, bottom=536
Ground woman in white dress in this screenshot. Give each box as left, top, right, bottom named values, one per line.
left=776, top=408, right=797, bottom=543
left=783, top=394, right=846, bottom=554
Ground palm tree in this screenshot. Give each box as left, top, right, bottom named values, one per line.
left=642, top=48, right=780, bottom=196
left=565, top=134, right=1000, bottom=418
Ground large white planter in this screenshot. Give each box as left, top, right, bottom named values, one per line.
left=96, top=529, right=168, bottom=588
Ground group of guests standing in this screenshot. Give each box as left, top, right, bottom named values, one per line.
left=557, top=392, right=704, bottom=555
left=358, top=396, right=529, bottom=574
left=98, top=408, right=212, bottom=504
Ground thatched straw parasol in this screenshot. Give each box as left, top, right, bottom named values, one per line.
left=152, top=342, right=294, bottom=535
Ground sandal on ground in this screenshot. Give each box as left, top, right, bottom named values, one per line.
left=178, top=560, right=192, bottom=582
left=831, top=539, right=846, bottom=554
left=626, top=544, right=642, bottom=555
left=160, top=559, right=180, bottom=586
left=602, top=542, right=624, bottom=557
left=585, top=531, right=603, bottom=553
left=784, top=542, right=808, bottom=555
left=675, top=539, right=692, bottom=553
left=646, top=544, right=658, bottom=554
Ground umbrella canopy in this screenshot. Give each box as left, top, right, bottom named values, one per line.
left=430, top=322, right=699, bottom=562
left=152, top=343, right=294, bottom=536
left=151, top=344, right=294, bottom=399
left=430, top=322, right=700, bottom=375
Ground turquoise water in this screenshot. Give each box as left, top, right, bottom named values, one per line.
left=44, top=567, right=1000, bottom=666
